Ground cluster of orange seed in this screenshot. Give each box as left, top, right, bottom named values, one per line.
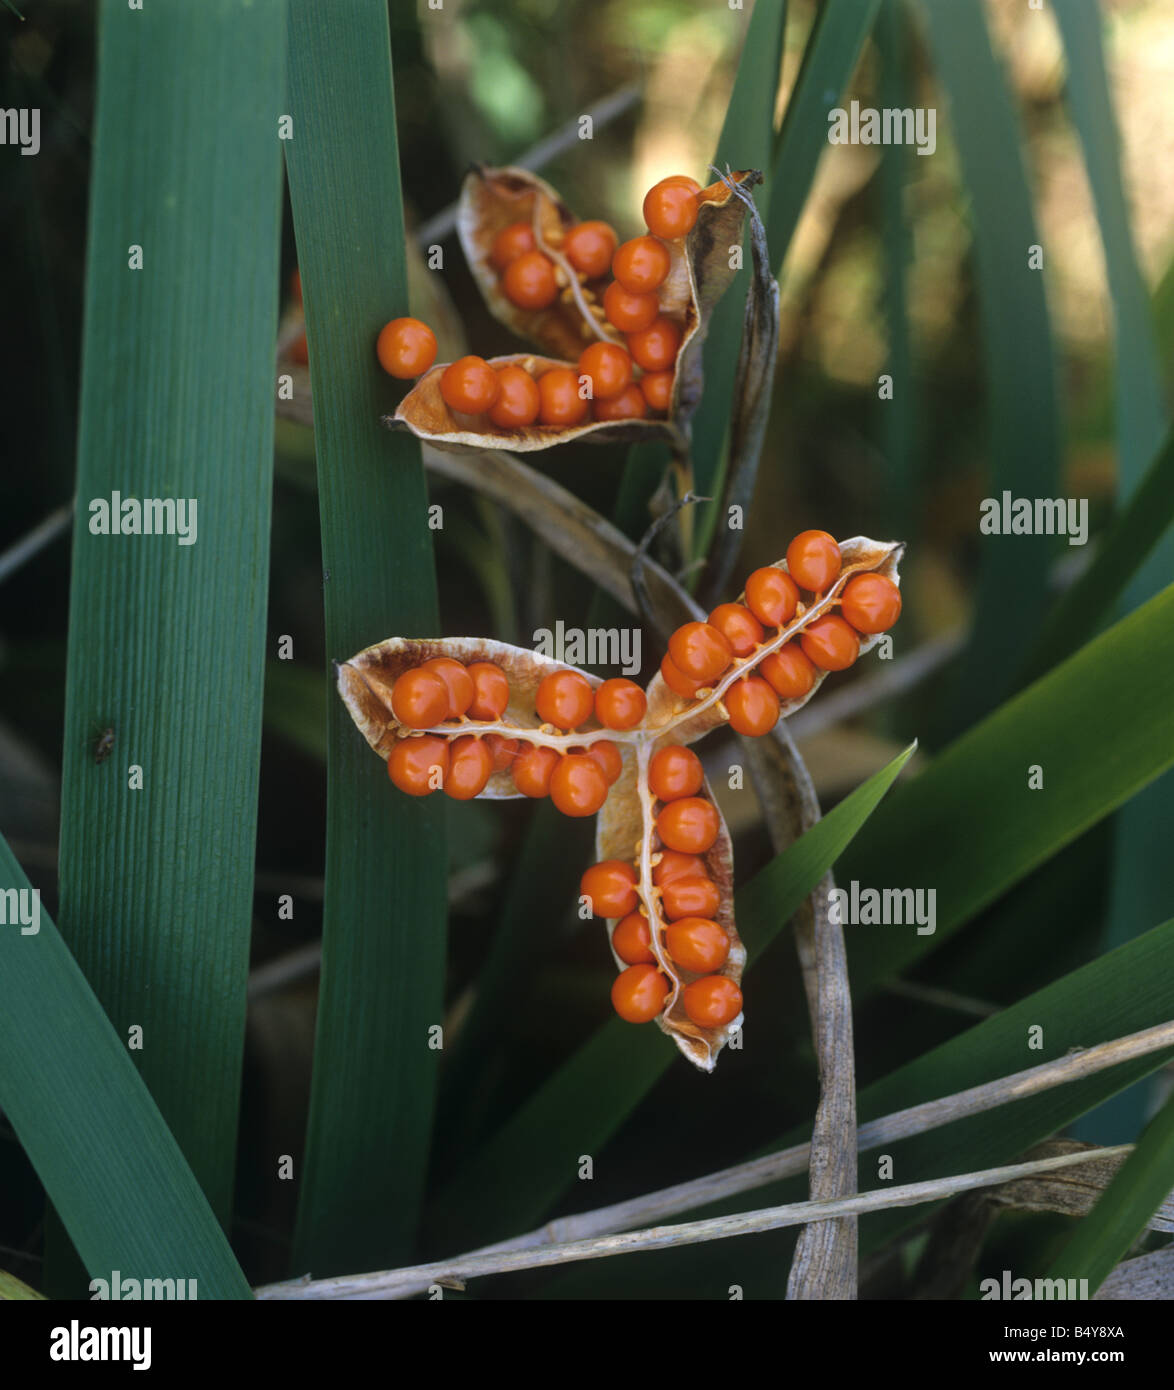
left=475, top=174, right=700, bottom=424
left=659, top=530, right=902, bottom=734
left=581, top=754, right=740, bottom=1032
left=360, top=530, right=902, bottom=1044
left=386, top=656, right=649, bottom=818
left=367, top=174, right=702, bottom=429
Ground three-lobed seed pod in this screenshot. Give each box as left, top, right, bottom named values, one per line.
left=336, top=533, right=904, bottom=1071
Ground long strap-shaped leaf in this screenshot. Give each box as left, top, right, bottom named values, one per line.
left=50, top=0, right=284, bottom=1291
left=845, top=583, right=1174, bottom=992
left=285, top=0, right=447, bottom=1277
left=919, top=0, right=1062, bottom=737
left=0, top=840, right=251, bottom=1298
left=1055, top=0, right=1174, bottom=1146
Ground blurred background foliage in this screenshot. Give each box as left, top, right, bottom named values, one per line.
left=1, top=0, right=1172, bottom=1297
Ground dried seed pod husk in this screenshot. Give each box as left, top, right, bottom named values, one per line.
left=337, top=636, right=606, bottom=799
left=389, top=353, right=675, bottom=454
left=458, top=165, right=762, bottom=432
left=458, top=167, right=611, bottom=361
left=645, top=537, right=905, bottom=744
left=596, top=748, right=744, bottom=1073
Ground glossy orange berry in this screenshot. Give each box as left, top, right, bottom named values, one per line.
left=290, top=331, right=309, bottom=364
left=611, top=964, right=670, bottom=1023
left=840, top=572, right=902, bottom=634
left=388, top=735, right=449, bottom=797
left=708, top=602, right=764, bottom=658
left=592, top=384, right=647, bottom=421
left=488, top=365, right=541, bottom=428
left=420, top=657, right=474, bottom=719
left=603, top=280, right=659, bottom=333
left=512, top=743, right=559, bottom=798
left=659, top=654, right=704, bottom=699
left=550, top=753, right=609, bottom=817
left=466, top=661, right=510, bottom=720
left=612, top=912, right=656, bottom=966
left=577, top=342, right=632, bottom=401
left=626, top=317, right=681, bottom=373
left=535, top=669, right=595, bottom=729
left=594, top=677, right=646, bottom=730
left=640, top=369, right=674, bottom=413
left=744, top=567, right=800, bottom=627
left=580, top=860, right=639, bottom=918
left=648, top=745, right=703, bottom=802
left=657, top=797, right=720, bottom=854
left=653, top=850, right=708, bottom=886
left=489, top=221, right=536, bottom=270
left=660, top=876, right=721, bottom=923
left=665, top=917, right=729, bottom=973
left=662, top=174, right=702, bottom=194
left=376, top=317, right=438, bottom=379
left=440, top=356, right=500, bottom=415
left=758, top=643, right=817, bottom=700
left=724, top=676, right=779, bottom=737
left=483, top=733, right=521, bottom=771
left=391, top=668, right=449, bottom=729
left=585, top=739, right=623, bottom=785
left=444, top=736, right=493, bottom=800
left=643, top=178, right=699, bottom=240
left=801, top=615, right=859, bottom=671
left=682, top=974, right=742, bottom=1028
left=612, top=235, right=671, bottom=294
left=786, top=530, right=842, bottom=593
left=668, top=621, right=732, bottom=683
left=537, top=367, right=589, bottom=426
left=503, top=249, right=559, bottom=310
left=563, top=220, right=617, bottom=278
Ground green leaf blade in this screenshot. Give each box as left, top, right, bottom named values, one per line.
left=52, top=0, right=285, bottom=1289
left=846, top=585, right=1174, bottom=993
left=285, top=0, right=448, bottom=1277
left=0, top=841, right=251, bottom=1298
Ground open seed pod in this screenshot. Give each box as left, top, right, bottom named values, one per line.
left=337, top=636, right=608, bottom=799
left=645, top=538, right=905, bottom=744
left=595, top=745, right=744, bottom=1072
left=458, top=165, right=762, bottom=432
left=335, top=533, right=904, bottom=1072
left=389, top=352, right=675, bottom=453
